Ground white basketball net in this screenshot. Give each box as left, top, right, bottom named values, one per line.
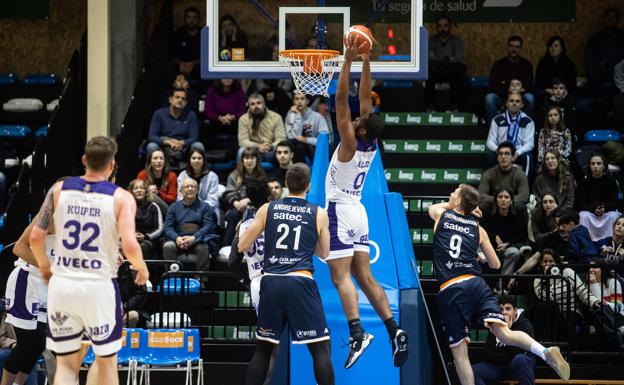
left=279, top=50, right=340, bottom=97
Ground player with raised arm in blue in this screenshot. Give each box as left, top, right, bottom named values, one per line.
left=239, top=163, right=334, bottom=385
left=324, top=35, right=408, bottom=368
left=429, top=184, right=570, bottom=385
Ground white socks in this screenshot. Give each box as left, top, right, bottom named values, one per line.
left=530, top=341, right=547, bottom=360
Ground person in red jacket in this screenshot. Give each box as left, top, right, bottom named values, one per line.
left=137, top=149, right=177, bottom=205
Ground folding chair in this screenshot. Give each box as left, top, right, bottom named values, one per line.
left=139, top=329, right=192, bottom=385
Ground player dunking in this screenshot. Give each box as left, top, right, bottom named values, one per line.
left=240, top=164, right=334, bottom=385
left=29, top=137, right=149, bottom=385
left=428, top=184, right=570, bottom=384
left=325, top=35, right=407, bottom=368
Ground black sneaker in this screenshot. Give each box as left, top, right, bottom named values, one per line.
left=391, top=329, right=408, bottom=366
left=344, top=333, right=374, bottom=369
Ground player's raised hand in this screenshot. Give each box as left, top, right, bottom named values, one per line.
left=343, top=35, right=363, bottom=63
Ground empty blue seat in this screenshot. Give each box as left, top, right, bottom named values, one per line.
left=0, top=125, right=31, bottom=137
left=182, top=328, right=201, bottom=362
left=0, top=73, right=17, bottom=84
left=140, top=329, right=186, bottom=366
left=23, top=74, right=58, bottom=85
left=118, top=328, right=145, bottom=364
left=35, top=125, right=48, bottom=137
left=156, top=278, right=200, bottom=295
left=584, top=129, right=622, bottom=143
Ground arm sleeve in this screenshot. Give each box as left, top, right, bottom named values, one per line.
left=568, top=232, right=581, bottom=262
left=285, top=111, right=302, bottom=139
left=515, top=171, right=530, bottom=205
left=164, top=206, right=180, bottom=241
left=185, top=111, right=199, bottom=145
left=477, top=169, right=494, bottom=204
left=237, top=115, right=257, bottom=148
left=272, top=116, right=287, bottom=148
left=194, top=205, right=217, bottom=243
left=486, top=120, right=499, bottom=152
left=205, top=173, right=220, bottom=210
left=159, top=173, right=178, bottom=205
left=516, top=120, right=535, bottom=156
left=204, top=88, right=219, bottom=121
left=148, top=111, right=164, bottom=145
left=144, top=203, right=164, bottom=240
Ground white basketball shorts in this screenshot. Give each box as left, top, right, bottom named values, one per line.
left=326, top=201, right=369, bottom=260
left=46, top=275, right=123, bottom=356
left=4, top=266, right=47, bottom=330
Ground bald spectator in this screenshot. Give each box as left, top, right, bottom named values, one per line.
left=237, top=93, right=286, bottom=162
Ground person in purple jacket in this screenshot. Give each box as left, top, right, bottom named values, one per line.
left=204, top=79, right=247, bottom=154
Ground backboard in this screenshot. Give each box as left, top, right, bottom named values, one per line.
left=201, top=0, right=427, bottom=79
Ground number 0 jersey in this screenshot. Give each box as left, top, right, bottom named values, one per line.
left=325, top=139, right=377, bottom=204
left=432, top=210, right=482, bottom=287
left=264, top=197, right=319, bottom=275
left=52, top=177, right=120, bottom=280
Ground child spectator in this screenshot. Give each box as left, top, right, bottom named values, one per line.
left=558, top=209, right=599, bottom=264
left=532, top=149, right=575, bottom=210
left=595, top=217, right=624, bottom=265
left=576, top=152, right=621, bottom=240
left=537, top=107, right=572, bottom=165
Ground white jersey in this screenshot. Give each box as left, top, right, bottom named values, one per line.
left=14, top=235, right=56, bottom=275
left=325, top=139, right=377, bottom=204
left=238, top=209, right=264, bottom=281
left=52, top=177, right=120, bottom=280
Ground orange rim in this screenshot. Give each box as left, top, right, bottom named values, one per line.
left=279, top=49, right=340, bottom=60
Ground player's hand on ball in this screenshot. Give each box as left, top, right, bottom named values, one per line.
left=343, top=35, right=362, bottom=62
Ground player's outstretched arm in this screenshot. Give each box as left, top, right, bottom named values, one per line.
left=238, top=203, right=268, bottom=253
left=478, top=226, right=501, bottom=270
left=315, top=208, right=330, bottom=260
left=14, top=221, right=39, bottom=267
left=30, top=182, right=60, bottom=282
left=116, top=189, right=149, bottom=285
left=335, top=35, right=360, bottom=161
left=359, top=54, right=373, bottom=116
left=428, top=202, right=450, bottom=222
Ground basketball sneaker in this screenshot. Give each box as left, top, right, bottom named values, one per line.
left=344, top=333, right=374, bottom=369
left=391, top=329, right=409, bottom=366
left=544, top=346, right=570, bottom=380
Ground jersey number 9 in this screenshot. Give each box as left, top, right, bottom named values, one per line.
left=448, top=234, right=462, bottom=259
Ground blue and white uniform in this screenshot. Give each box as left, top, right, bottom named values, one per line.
left=4, top=235, right=55, bottom=330
left=46, top=177, right=123, bottom=356
left=238, top=209, right=264, bottom=312
left=433, top=210, right=506, bottom=348
left=325, top=139, right=377, bottom=259
left=255, top=197, right=330, bottom=345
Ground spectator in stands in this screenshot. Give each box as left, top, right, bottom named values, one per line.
left=137, top=149, right=178, bottom=205
left=533, top=249, right=599, bottom=337
left=479, top=142, right=530, bottom=207
left=118, top=261, right=147, bottom=328
left=255, top=79, right=295, bottom=118
left=481, top=188, right=531, bottom=276
left=269, top=141, right=294, bottom=187
left=163, top=74, right=199, bottom=114
left=221, top=148, right=266, bottom=247
left=171, top=7, right=202, bottom=81
left=0, top=311, right=37, bottom=385
left=486, top=93, right=535, bottom=175
left=535, top=36, right=577, bottom=98
left=576, top=152, right=621, bottom=240
left=237, top=93, right=286, bottom=162
left=426, top=15, right=466, bottom=111
left=595, top=217, right=624, bottom=265
left=163, top=178, right=219, bottom=285
left=584, top=8, right=624, bottom=92
left=285, top=93, right=329, bottom=163
left=176, top=148, right=220, bottom=222
left=542, top=78, right=577, bottom=132
left=485, top=36, right=535, bottom=120
left=147, top=88, right=203, bottom=162
left=204, top=79, right=247, bottom=150
left=531, top=193, right=560, bottom=245
left=536, top=107, right=572, bottom=167
left=129, top=179, right=164, bottom=260
left=588, top=258, right=624, bottom=317
left=472, top=296, right=536, bottom=385
left=219, top=14, right=249, bottom=55
left=558, top=209, right=599, bottom=264
left=532, top=149, right=575, bottom=210
left=614, top=60, right=624, bottom=128
left=267, top=176, right=285, bottom=200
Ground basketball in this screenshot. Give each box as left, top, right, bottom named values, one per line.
left=346, top=25, right=373, bottom=55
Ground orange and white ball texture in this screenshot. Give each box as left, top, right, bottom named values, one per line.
left=345, top=25, right=373, bottom=55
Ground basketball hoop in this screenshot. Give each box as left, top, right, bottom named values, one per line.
left=279, top=49, right=340, bottom=97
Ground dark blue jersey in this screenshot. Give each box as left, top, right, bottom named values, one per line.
left=432, top=210, right=482, bottom=287
left=264, top=197, right=319, bottom=275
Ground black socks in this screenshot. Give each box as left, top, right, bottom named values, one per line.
left=383, top=317, right=399, bottom=338
left=348, top=318, right=364, bottom=340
